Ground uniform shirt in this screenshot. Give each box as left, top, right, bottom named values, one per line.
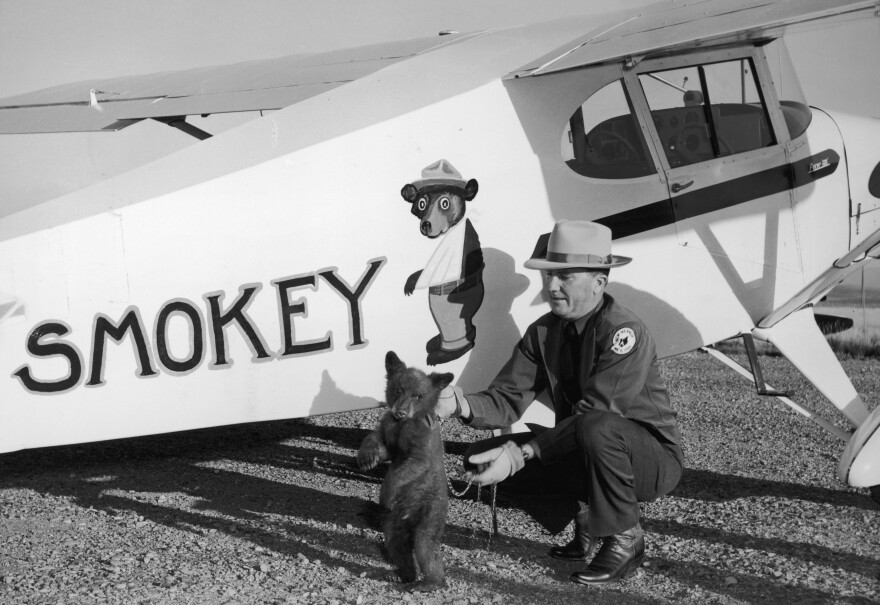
left=465, top=293, right=680, bottom=462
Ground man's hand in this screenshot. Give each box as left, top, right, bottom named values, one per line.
left=465, top=441, right=525, bottom=485
left=436, top=385, right=465, bottom=418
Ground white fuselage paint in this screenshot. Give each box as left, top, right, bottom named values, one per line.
left=0, top=26, right=865, bottom=457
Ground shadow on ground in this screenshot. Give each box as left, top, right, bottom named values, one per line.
left=0, top=417, right=874, bottom=604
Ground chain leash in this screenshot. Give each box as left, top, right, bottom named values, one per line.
left=441, top=419, right=499, bottom=537
left=446, top=468, right=474, bottom=498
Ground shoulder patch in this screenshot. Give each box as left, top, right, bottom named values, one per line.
left=611, top=327, right=636, bottom=355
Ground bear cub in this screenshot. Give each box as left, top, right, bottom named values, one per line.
left=357, top=351, right=453, bottom=592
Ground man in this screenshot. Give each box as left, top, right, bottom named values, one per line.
left=437, top=220, right=682, bottom=585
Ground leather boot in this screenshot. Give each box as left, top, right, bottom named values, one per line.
left=549, top=513, right=596, bottom=561
left=570, top=523, right=644, bottom=585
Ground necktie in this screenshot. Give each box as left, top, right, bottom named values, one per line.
left=560, top=322, right=581, bottom=406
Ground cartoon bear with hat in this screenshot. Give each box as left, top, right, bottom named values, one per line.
left=400, top=159, right=484, bottom=366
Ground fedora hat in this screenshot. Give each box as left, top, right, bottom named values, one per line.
left=524, top=220, right=632, bottom=270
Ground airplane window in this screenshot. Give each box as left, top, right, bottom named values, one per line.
left=764, top=39, right=812, bottom=139
left=562, top=80, right=655, bottom=179
left=639, top=59, right=775, bottom=168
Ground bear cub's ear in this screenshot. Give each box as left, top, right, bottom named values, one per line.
left=429, top=372, right=454, bottom=391
left=385, top=350, right=407, bottom=377
left=400, top=184, right=419, bottom=203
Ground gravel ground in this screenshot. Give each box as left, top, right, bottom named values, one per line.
left=1, top=350, right=879, bottom=604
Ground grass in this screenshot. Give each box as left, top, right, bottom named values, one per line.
left=819, top=305, right=880, bottom=358
left=826, top=329, right=880, bottom=357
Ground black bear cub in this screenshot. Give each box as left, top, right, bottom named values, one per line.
left=357, top=351, right=453, bottom=592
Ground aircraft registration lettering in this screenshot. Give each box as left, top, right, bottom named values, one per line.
left=808, top=157, right=831, bottom=173
left=12, top=257, right=387, bottom=395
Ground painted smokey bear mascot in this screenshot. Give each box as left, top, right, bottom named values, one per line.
left=401, top=160, right=484, bottom=366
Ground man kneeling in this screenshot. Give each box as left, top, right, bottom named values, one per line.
left=438, top=220, right=682, bottom=585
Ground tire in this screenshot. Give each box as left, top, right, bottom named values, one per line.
left=871, top=485, right=880, bottom=506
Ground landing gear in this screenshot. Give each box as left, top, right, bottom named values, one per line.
left=871, top=485, right=880, bottom=506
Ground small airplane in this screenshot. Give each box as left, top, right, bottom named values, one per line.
left=1, top=0, right=878, bottom=504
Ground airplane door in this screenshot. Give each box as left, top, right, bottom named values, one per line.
left=625, top=48, right=801, bottom=280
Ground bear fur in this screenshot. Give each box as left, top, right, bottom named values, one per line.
left=357, top=351, right=453, bottom=592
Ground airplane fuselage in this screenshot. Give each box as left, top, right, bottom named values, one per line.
left=1, top=16, right=879, bottom=485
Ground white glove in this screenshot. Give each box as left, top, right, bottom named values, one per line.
left=466, top=441, right=525, bottom=485
left=436, top=385, right=467, bottom=419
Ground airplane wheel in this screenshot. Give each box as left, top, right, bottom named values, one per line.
left=871, top=485, right=880, bottom=506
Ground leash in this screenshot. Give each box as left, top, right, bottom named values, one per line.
left=441, top=420, right=499, bottom=538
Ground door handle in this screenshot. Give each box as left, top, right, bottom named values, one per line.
left=671, top=180, right=694, bottom=193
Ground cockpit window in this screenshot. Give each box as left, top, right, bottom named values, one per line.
left=764, top=39, right=812, bottom=139
left=639, top=58, right=776, bottom=168
left=562, top=80, right=655, bottom=179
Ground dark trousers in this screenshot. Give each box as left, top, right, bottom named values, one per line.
left=464, top=410, right=682, bottom=537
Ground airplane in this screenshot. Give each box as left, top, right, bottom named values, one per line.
left=0, top=0, right=878, bottom=505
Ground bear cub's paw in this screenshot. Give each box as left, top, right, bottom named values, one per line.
left=356, top=433, right=387, bottom=471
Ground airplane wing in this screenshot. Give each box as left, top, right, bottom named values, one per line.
left=0, top=33, right=478, bottom=134
left=3, top=0, right=873, bottom=134
left=508, top=0, right=878, bottom=78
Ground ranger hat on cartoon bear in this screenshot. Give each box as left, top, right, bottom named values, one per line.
left=401, top=160, right=484, bottom=366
